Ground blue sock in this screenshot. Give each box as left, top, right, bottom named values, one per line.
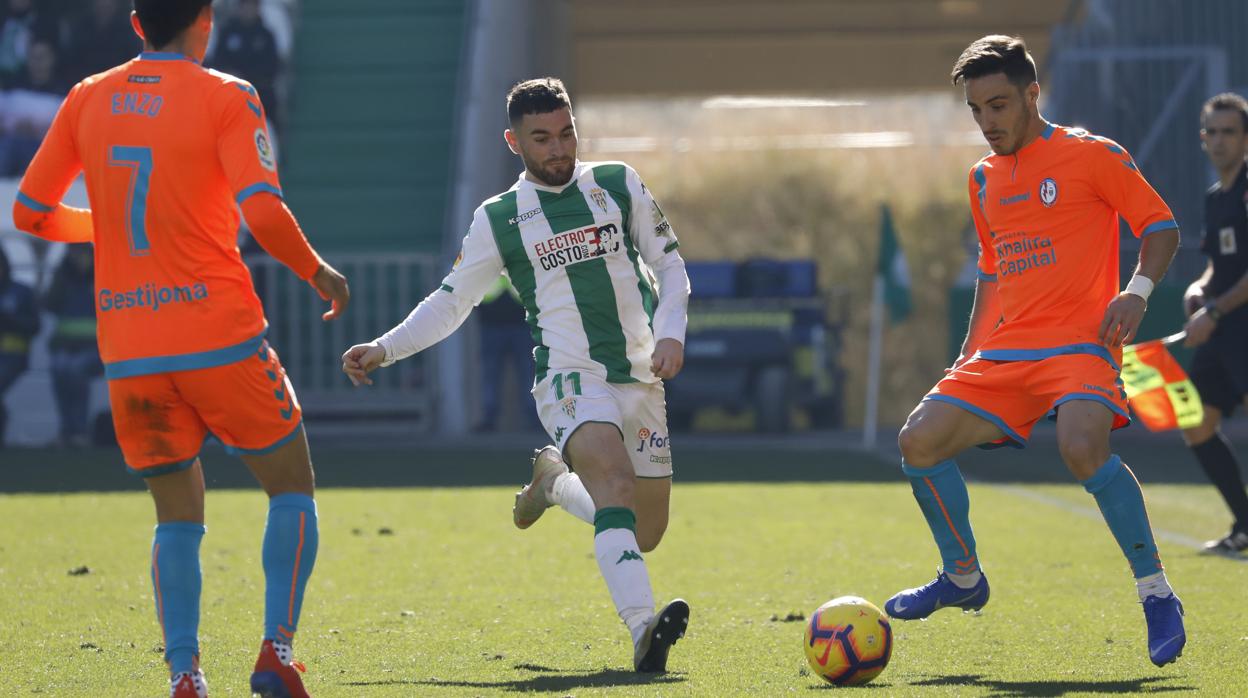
left=151, top=522, right=205, bottom=676
left=903, top=459, right=980, bottom=575
left=263, top=493, right=318, bottom=643
left=1081, top=455, right=1162, bottom=579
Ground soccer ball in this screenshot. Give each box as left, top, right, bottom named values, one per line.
left=803, top=596, right=893, bottom=686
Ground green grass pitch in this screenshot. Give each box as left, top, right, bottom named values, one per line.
left=1, top=442, right=1246, bottom=696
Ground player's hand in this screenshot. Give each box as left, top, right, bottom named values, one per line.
left=312, top=262, right=350, bottom=321
left=1183, top=282, right=1206, bottom=318
left=651, top=338, right=684, bottom=379
left=1099, top=292, right=1147, bottom=347
left=1182, top=310, right=1216, bottom=348
left=342, top=341, right=386, bottom=386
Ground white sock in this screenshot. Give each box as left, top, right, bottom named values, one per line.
left=594, top=525, right=654, bottom=643
left=947, top=569, right=983, bottom=589
left=550, top=471, right=596, bottom=525
left=1136, top=571, right=1173, bottom=601
left=272, top=639, right=292, bottom=665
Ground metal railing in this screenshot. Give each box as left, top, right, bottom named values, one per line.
left=247, top=252, right=443, bottom=429
left=1047, top=0, right=1248, bottom=281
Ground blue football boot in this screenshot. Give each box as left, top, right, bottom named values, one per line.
left=885, top=570, right=990, bottom=620
left=1143, top=594, right=1185, bottom=666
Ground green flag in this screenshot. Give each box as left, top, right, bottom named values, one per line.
left=876, top=204, right=912, bottom=322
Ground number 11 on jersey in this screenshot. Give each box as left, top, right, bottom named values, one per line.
left=553, top=371, right=582, bottom=400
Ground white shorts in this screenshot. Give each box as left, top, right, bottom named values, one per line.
left=532, top=370, right=673, bottom=478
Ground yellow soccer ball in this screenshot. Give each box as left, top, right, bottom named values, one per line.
left=803, top=596, right=893, bottom=686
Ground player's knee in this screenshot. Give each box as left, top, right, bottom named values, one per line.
left=898, top=422, right=940, bottom=468
left=1058, top=433, right=1107, bottom=476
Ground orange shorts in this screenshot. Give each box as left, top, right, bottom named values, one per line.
left=109, top=339, right=303, bottom=475
left=924, top=353, right=1130, bottom=448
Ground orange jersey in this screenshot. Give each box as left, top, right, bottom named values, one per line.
left=16, top=52, right=284, bottom=378
left=969, top=123, right=1177, bottom=366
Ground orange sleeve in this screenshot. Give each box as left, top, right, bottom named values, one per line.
left=11, top=201, right=93, bottom=243
left=212, top=78, right=283, bottom=206
left=240, top=192, right=322, bottom=280
left=969, top=164, right=997, bottom=280
left=1088, top=139, right=1178, bottom=239
left=12, top=83, right=92, bottom=242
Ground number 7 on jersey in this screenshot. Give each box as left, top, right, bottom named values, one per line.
left=108, top=145, right=153, bottom=256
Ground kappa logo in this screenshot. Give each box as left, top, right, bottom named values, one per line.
left=554, top=425, right=566, bottom=443
left=616, top=550, right=643, bottom=564
left=589, top=187, right=609, bottom=213
left=508, top=207, right=543, bottom=226
left=1039, top=178, right=1058, bottom=207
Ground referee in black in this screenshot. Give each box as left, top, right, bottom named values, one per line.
left=1182, top=92, right=1248, bottom=554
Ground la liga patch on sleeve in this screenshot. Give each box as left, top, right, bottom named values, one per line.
left=254, top=127, right=276, bottom=172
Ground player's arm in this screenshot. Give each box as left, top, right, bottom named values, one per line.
left=341, top=207, right=504, bottom=386
left=11, top=84, right=92, bottom=243
left=629, top=167, right=690, bottom=379
left=238, top=193, right=347, bottom=320
left=214, top=78, right=349, bottom=319
left=956, top=167, right=1002, bottom=367
left=1089, top=140, right=1181, bottom=346
left=959, top=276, right=1002, bottom=365
left=1183, top=261, right=1214, bottom=317
left=1185, top=261, right=1248, bottom=347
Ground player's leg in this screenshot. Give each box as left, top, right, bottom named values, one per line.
left=633, top=478, right=670, bottom=553
left=566, top=422, right=687, bottom=672
left=110, top=372, right=212, bottom=696
left=1056, top=400, right=1185, bottom=666
left=885, top=395, right=1005, bottom=620
left=145, top=461, right=208, bottom=693
left=1183, top=344, right=1248, bottom=552
left=177, top=340, right=315, bottom=696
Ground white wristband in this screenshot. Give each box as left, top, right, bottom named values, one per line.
left=1124, top=274, right=1155, bottom=301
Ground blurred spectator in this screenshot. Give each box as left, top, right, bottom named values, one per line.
left=44, top=244, right=102, bottom=448
left=210, top=0, right=283, bottom=135
left=64, top=0, right=137, bottom=82
left=0, top=39, right=68, bottom=175
left=0, top=0, right=59, bottom=86
left=0, top=244, right=39, bottom=447
left=476, top=277, right=539, bottom=432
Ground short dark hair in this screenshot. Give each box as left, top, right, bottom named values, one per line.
left=506, top=77, right=572, bottom=127
left=951, top=35, right=1037, bottom=89
left=133, top=0, right=211, bottom=50
left=1202, top=92, right=1248, bottom=133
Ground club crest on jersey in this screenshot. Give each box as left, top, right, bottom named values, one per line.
left=589, top=187, right=609, bottom=213
left=560, top=398, right=577, bottom=419
left=254, top=128, right=276, bottom=172
left=1039, top=178, right=1058, bottom=207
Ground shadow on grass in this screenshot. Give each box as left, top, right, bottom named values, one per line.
left=341, top=664, right=686, bottom=692
left=901, top=673, right=1195, bottom=696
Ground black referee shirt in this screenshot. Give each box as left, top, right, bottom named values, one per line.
left=1202, top=162, right=1248, bottom=302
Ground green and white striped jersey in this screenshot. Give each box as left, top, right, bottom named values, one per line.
left=444, top=160, right=685, bottom=384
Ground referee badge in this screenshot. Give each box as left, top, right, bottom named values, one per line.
left=1039, top=178, right=1058, bottom=207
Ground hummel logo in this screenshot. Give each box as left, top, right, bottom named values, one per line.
left=616, top=550, right=643, bottom=564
